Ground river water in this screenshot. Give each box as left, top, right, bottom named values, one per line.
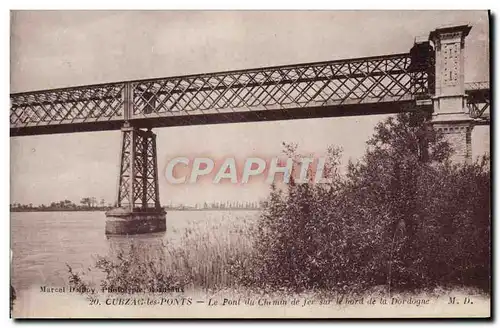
left=10, top=210, right=258, bottom=293
left=10, top=210, right=492, bottom=318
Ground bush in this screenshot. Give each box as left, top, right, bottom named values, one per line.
left=239, top=111, right=490, bottom=294
left=68, top=111, right=490, bottom=296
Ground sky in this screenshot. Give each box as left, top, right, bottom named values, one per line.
left=10, top=10, right=490, bottom=206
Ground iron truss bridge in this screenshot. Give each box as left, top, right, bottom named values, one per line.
left=465, top=81, right=490, bottom=124
left=10, top=46, right=489, bottom=136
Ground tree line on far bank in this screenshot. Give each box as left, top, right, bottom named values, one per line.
left=10, top=197, right=111, bottom=212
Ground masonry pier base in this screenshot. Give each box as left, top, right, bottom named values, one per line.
left=105, top=208, right=166, bottom=235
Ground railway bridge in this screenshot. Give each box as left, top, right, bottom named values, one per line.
left=10, top=25, right=490, bottom=234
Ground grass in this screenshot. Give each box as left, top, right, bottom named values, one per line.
left=72, top=212, right=258, bottom=293
left=67, top=210, right=490, bottom=300
left=160, top=213, right=255, bottom=290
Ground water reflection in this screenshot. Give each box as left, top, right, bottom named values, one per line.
left=11, top=210, right=258, bottom=293
left=105, top=232, right=167, bottom=261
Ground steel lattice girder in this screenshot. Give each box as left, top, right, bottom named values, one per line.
left=11, top=84, right=125, bottom=127
left=117, top=127, right=160, bottom=210
left=465, top=81, right=490, bottom=120
left=131, top=52, right=425, bottom=116
left=10, top=52, right=435, bottom=135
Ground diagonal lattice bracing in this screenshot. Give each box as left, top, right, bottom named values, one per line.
left=11, top=51, right=436, bottom=134
left=465, top=81, right=490, bottom=121
left=10, top=83, right=125, bottom=129
left=116, top=126, right=160, bottom=211
left=131, top=53, right=429, bottom=119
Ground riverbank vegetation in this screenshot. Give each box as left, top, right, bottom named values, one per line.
left=68, top=111, right=490, bottom=295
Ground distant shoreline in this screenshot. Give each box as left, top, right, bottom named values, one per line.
left=10, top=208, right=110, bottom=213
left=10, top=208, right=261, bottom=213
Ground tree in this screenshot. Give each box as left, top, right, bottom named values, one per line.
left=80, top=197, right=91, bottom=208
left=62, top=200, right=74, bottom=208
left=242, top=110, right=490, bottom=293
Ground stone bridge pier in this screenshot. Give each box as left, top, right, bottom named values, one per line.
left=429, top=25, right=474, bottom=163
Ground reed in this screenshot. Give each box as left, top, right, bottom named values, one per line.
left=72, top=212, right=257, bottom=293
